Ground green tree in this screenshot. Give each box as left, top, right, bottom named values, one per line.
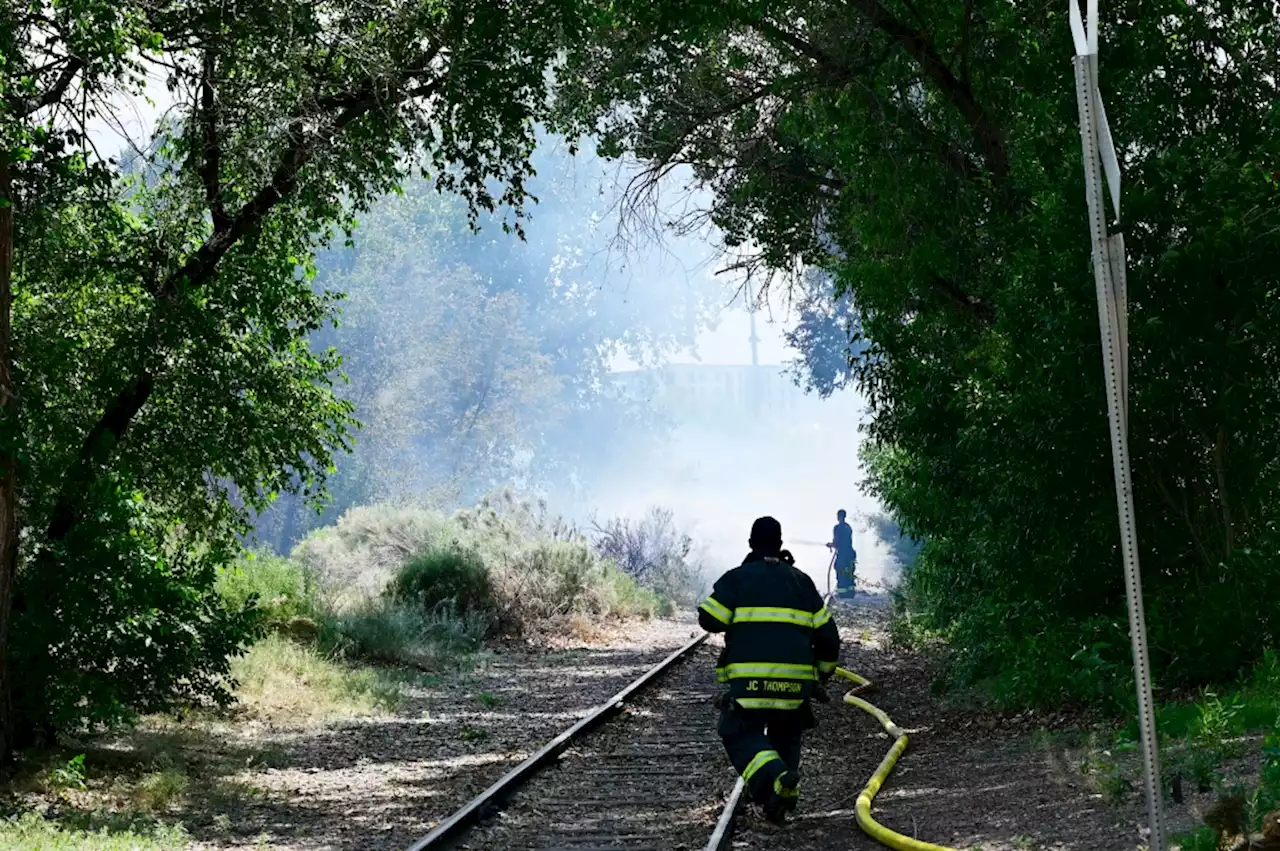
left=1, top=0, right=590, bottom=756
left=555, top=0, right=1280, bottom=705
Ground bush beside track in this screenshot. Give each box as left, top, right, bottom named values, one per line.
left=220, top=492, right=706, bottom=672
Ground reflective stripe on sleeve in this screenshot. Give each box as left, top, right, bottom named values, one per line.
left=699, top=596, right=732, bottom=625
left=812, top=606, right=832, bottom=628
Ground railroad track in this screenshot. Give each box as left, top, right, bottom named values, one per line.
left=405, top=634, right=745, bottom=851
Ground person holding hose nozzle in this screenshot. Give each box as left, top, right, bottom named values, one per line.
left=697, top=516, right=841, bottom=825
left=827, top=509, right=857, bottom=599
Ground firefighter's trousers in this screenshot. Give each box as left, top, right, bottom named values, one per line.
left=718, top=700, right=816, bottom=807
left=834, top=553, right=856, bottom=596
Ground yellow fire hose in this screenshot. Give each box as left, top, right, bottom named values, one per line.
left=833, top=667, right=959, bottom=851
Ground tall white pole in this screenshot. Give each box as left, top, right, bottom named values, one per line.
left=1069, top=4, right=1165, bottom=849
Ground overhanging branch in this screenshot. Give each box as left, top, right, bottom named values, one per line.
left=9, top=56, right=85, bottom=118
left=43, top=43, right=447, bottom=544
left=843, top=0, right=1010, bottom=187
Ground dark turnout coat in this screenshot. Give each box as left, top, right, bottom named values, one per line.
left=697, top=555, right=840, bottom=710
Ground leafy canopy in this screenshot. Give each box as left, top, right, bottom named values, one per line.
left=4, top=0, right=596, bottom=736
left=553, top=0, right=1280, bottom=706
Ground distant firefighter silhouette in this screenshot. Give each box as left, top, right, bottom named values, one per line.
left=827, top=509, right=857, bottom=598
left=697, top=516, right=841, bottom=824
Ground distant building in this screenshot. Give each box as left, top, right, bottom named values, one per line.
left=608, top=362, right=821, bottom=425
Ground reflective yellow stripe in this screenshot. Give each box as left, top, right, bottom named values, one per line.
left=714, top=666, right=729, bottom=684
left=812, top=606, right=832, bottom=628
left=736, top=697, right=805, bottom=710
left=741, top=749, right=782, bottom=782
left=699, top=596, right=732, bottom=625
left=816, top=659, right=838, bottom=674
left=774, top=774, right=800, bottom=798
left=733, top=606, right=814, bottom=627
left=723, top=662, right=817, bottom=680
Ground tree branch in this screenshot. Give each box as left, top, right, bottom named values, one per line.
left=44, top=46, right=446, bottom=544
left=751, top=19, right=840, bottom=69
left=646, top=81, right=787, bottom=170
left=749, top=18, right=888, bottom=89
left=931, top=273, right=994, bottom=324
left=198, top=50, right=230, bottom=232
left=11, top=56, right=85, bottom=118
left=843, top=0, right=1010, bottom=187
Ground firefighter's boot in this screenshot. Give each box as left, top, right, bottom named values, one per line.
left=763, top=770, right=800, bottom=824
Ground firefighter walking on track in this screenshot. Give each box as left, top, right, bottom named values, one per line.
left=697, top=516, right=841, bottom=824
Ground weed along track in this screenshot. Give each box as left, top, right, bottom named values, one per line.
left=406, top=635, right=739, bottom=851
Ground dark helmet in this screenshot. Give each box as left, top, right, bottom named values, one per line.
left=749, top=516, right=783, bottom=551
left=837, top=509, right=847, bottom=521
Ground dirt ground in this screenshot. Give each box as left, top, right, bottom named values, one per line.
left=12, top=601, right=1225, bottom=850
left=11, top=616, right=699, bottom=851
left=184, top=616, right=706, bottom=850
left=729, top=597, right=1207, bottom=851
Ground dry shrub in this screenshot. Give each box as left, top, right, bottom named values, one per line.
left=285, top=492, right=680, bottom=648
left=291, top=504, right=449, bottom=601
left=590, top=507, right=706, bottom=606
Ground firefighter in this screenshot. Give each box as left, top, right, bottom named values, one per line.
left=698, top=516, right=841, bottom=824
left=827, top=509, right=857, bottom=598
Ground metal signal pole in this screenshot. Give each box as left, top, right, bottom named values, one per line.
left=1069, top=2, right=1165, bottom=848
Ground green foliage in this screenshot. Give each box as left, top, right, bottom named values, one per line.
left=12, top=479, right=259, bottom=736
left=1169, top=722, right=1280, bottom=848
left=554, top=0, right=1280, bottom=706
left=296, top=494, right=675, bottom=650
left=291, top=504, right=451, bottom=599
left=389, top=546, right=496, bottom=618
left=0, top=812, right=188, bottom=851
left=132, top=767, right=189, bottom=813
left=216, top=552, right=323, bottom=631
left=231, top=633, right=409, bottom=721
left=446, top=492, right=666, bottom=629
left=1173, top=826, right=1219, bottom=851
left=4, top=0, right=604, bottom=745
left=1194, top=693, right=1246, bottom=755
left=1258, top=726, right=1280, bottom=819
left=1140, top=651, right=1280, bottom=744
left=320, top=598, right=489, bottom=670
left=46, top=754, right=87, bottom=792
left=1151, top=653, right=1280, bottom=844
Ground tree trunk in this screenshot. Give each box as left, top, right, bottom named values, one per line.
left=0, top=154, right=20, bottom=764
left=278, top=492, right=299, bottom=555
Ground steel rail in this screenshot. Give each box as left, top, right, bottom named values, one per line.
left=703, top=778, right=745, bottom=851
left=404, top=631, right=709, bottom=851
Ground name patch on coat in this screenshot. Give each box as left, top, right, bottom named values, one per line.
left=743, top=680, right=804, bottom=694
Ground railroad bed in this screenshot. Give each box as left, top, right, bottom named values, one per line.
left=455, top=642, right=735, bottom=851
